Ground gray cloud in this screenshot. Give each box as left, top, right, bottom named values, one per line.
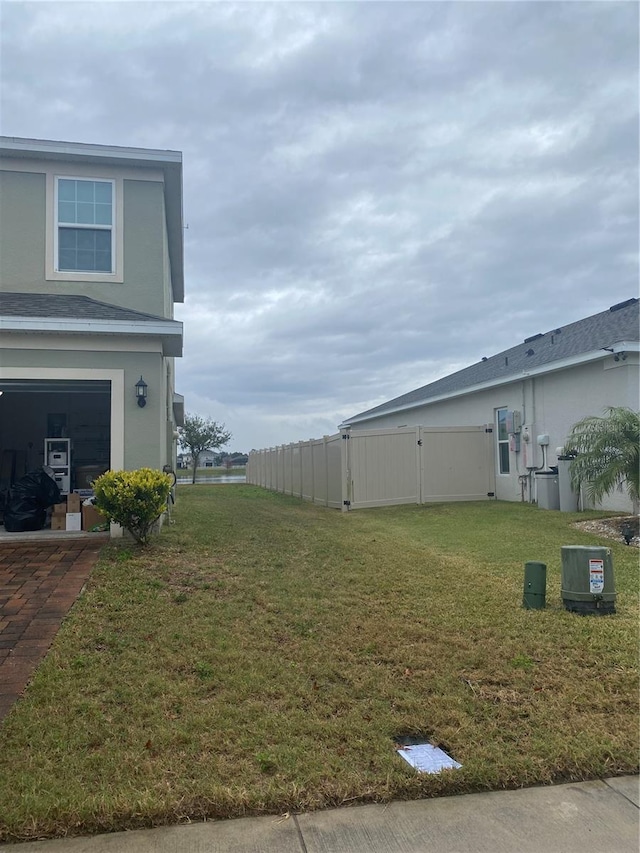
left=1, top=1, right=637, bottom=450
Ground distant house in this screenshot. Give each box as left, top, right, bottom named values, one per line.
left=0, top=137, right=185, bottom=525
left=221, top=454, right=248, bottom=468
left=341, top=299, right=639, bottom=511
left=177, top=451, right=217, bottom=469
left=199, top=450, right=217, bottom=468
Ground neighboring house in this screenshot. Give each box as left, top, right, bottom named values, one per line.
left=341, top=299, right=639, bottom=511
left=177, top=451, right=217, bottom=469
left=198, top=450, right=217, bottom=467
left=0, top=137, right=185, bottom=515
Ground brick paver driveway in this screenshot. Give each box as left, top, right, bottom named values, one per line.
left=0, top=541, right=102, bottom=722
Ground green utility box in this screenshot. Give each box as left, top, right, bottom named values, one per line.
left=523, top=561, right=547, bottom=609
left=561, top=546, right=616, bottom=615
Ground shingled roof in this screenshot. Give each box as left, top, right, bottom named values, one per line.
left=343, top=298, right=639, bottom=425
left=0, top=292, right=171, bottom=323
left=0, top=292, right=183, bottom=356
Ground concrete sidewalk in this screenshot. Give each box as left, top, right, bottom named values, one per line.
left=2, top=776, right=638, bottom=853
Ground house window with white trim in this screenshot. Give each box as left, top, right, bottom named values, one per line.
left=496, top=408, right=510, bottom=474
left=55, top=178, right=114, bottom=273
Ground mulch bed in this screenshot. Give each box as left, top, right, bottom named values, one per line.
left=572, top=515, right=639, bottom=548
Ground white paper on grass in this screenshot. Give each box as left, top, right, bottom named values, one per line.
left=397, top=743, right=462, bottom=774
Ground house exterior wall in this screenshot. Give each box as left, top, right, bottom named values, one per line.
left=0, top=162, right=170, bottom=318
left=0, top=170, right=45, bottom=290
left=348, top=356, right=639, bottom=510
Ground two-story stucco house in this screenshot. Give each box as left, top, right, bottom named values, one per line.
left=0, top=137, right=184, bottom=512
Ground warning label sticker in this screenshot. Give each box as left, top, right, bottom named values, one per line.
left=589, top=559, right=605, bottom=594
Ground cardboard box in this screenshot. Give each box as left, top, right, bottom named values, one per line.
left=52, top=502, right=67, bottom=515
left=66, top=512, right=82, bottom=531
left=82, top=504, right=107, bottom=532
left=51, top=515, right=66, bottom=531
left=66, top=493, right=81, bottom=513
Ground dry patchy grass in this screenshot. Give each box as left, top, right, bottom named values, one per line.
left=0, top=486, right=638, bottom=841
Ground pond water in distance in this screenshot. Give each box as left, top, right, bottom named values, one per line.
left=176, top=475, right=246, bottom=485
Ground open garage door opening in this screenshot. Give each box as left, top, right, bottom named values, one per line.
left=0, top=379, right=111, bottom=504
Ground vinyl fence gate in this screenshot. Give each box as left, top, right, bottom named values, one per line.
left=247, top=425, right=496, bottom=510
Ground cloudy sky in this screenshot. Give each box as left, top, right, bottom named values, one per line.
left=1, top=1, right=638, bottom=451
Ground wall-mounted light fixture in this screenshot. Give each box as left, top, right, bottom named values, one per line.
left=135, top=376, right=148, bottom=408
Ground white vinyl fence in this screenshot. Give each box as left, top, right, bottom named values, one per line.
left=247, top=425, right=496, bottom=510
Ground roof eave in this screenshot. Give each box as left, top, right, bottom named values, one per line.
left=0, top=136, right=182, bottom=166
left=339, top=343, right=639, bottom=428
left=0, top=316, right=184, bottom=357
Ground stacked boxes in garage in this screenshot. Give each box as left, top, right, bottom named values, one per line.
left=50, top=492, right=99, bottom=531
left=66, top=492, right=82, bottom=530
left=50, top=501, right=67, bottom=530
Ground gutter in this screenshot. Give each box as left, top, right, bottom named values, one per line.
left=340, top=342, right=640, bottom=428
left=0, top=315, right=184, bottom=357
left=0, top=136, right=182, bottom=165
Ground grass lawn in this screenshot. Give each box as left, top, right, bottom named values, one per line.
left=0, top=486, right=638, bottom=841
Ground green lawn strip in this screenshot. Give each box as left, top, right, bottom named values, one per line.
left=0, top=487, right=637, bottom=840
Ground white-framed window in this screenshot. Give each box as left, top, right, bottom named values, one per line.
left=496, top=408, right=510, bottom=474
left=55, top=177, right=115, bottom=273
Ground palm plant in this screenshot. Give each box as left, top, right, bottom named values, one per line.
left=564, top=407, right=639, bottom=512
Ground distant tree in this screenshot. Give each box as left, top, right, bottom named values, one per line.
left=179, top=413, right=232, bottom=484
left=564, top=407, right=639, bottom=512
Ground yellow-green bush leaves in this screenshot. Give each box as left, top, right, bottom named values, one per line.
left=93, top=468, right=173, bottom=545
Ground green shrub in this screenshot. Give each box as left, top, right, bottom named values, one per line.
left=92, top=468, right=173, bottom=546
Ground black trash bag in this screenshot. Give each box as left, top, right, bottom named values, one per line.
left=3, top=469, right=61, bottom=532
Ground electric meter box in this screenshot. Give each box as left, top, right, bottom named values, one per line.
left=561, top=546, right=616, bottom=615
left=505, top=410, right=522, bottom=434
left=522, top=424, right=538, bottom=468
